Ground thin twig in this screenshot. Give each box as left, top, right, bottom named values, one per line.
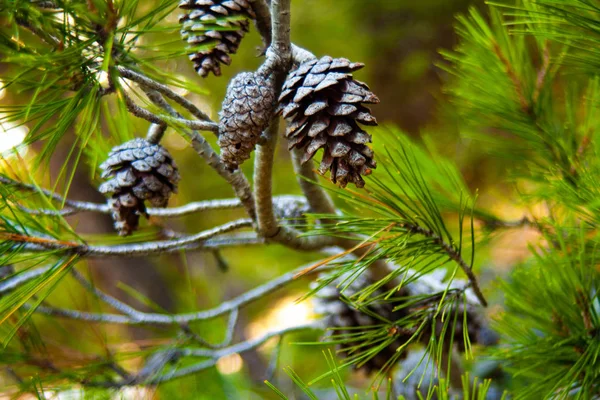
left=145, top=322, right=324, bottom=385
left=121, top=89, right=218, bottom=133
left=70, top=269, right=145, bottom=319
left=405, top=224, right=487, bottom=307
left=16, top=232, right=264, bottom=255
left=117, top=66, right=213, bottom=123
left=0, top=265, right=52, bottom=294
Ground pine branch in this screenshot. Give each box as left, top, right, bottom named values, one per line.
left=22, top=261, right=334, bottom=325
left=249, top=0, right=272, bottom=48
left=143, top=322, right=323, bottom=386
left=6, top=219, right=253, bottom=257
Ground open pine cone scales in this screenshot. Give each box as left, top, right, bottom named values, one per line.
left=218, top=71, right=276, bottom=169
left=179, top=0, right=255, bottom=77
left=99, top=138, right=180, bottom=236
left=278, top=56, right=380, bottom=188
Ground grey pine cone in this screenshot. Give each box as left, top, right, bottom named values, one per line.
left=274, top=196, right=311, bottom=228
left=410, top=271, right=498, bottom=352
left=179, top=0, right=255, bottom=77
left=218, top=71, right=276, bottom=169
left=312, top=270, right=495, bottom=374
left=99, top=138, right=180, bottom=236
left=311, top=272, right=413, bottom=374
left=278, top=56, right=380, bottom=188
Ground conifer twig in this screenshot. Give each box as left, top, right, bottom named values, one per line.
left=120, top=89, right=218, bottom=133
left=7, top=219, right=253, bottom=257
left=116, top=66, right=213, bottom=123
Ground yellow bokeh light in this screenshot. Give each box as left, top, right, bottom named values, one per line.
left=216, top=353, right=243, bottom=375
left=245, top=295, right=315, bottom=343
left=0, top=120, right=28, bottom=157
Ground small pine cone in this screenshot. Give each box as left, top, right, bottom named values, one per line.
left=274, top=196, right=310, bottom=228
left=179, top=0, right=255, bottom=77
left=278, top=56, right=380, bottom=188
left=99, top=138, right=180, bottom=236
left=218, top=71, right=276, bottom=169
left=311, top=272, right=413, bottom=374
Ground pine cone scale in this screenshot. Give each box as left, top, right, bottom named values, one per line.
left=179, top=0, right=253, bottom=77
left=99, top=138, right=180, bottom=236
left=218, top=72, right=276, bottom=169
left=278, top=56, right=379, bottom=188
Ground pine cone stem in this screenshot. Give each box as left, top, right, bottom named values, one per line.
left=253, top=119, right=280, bottom=238
left=252, top=117, right=335, bottom=250
left=249, top=0, right=272, bottom=48
left=146, top=123, right=167, bottom=144
left=270, top=0, right=292, bottom=63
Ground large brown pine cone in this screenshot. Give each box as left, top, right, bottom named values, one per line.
left=179, top=0, right=255, bottom=77
left=311, top=272, right=413, bottom=374
left=99, top=138, right=180, bottom=236
left=218, top=71, right=276, bottom=169
left=278, top=56, right=380, bottom=188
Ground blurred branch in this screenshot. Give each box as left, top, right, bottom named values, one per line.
left=105, top=322, right=323, bottom=387
left=26, top=261, right=334, bottom=325
left=291, top=148, right=335, bottom=215
left=0, top=265, right=52, bottom=295
left=15, top=17, right=60, bottom=47
left=69, top=269, right=145, bottom=319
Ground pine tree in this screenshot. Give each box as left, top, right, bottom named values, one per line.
left=0, top=0, right=599, bottom=399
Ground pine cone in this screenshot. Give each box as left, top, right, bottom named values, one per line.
left=311, top=272, right=413, bottom=374
left=179, top=0, right=255, bottom=77
left=99, top=138, right=180, bottom=236
left=274, top=196, right=310, bottom=228
left=278, top=56, right=379, bottom=188
left=218, top=71, right=276, bottom=169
